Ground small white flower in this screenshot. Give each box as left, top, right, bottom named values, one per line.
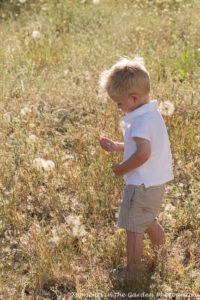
left=20, top=106, right=32, bottom=116
left=197, top=48, right=200, bottom=52
left=33, top=158, right=55, bottom=171
left=19, top=0, right=26, bottom=3
left=93, top=0, right=100, bottom=4
left=159, top=101, right=175, bottom=116
left=32, top=30, right=41, bottom=39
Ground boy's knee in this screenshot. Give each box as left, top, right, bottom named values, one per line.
left=146, top=223, right=160, bottom=232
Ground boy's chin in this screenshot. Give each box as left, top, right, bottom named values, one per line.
left=123, top=109, right=132, bottom=114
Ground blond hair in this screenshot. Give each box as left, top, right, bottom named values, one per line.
left=99, top=57, right=150, bottom=98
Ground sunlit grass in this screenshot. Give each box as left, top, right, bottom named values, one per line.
left=0, top=0, right=200, bottom=298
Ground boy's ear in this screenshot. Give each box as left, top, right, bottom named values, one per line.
left=129, top=93, right=139, bottom=102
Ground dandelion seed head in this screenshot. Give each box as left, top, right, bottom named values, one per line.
left=159, top=101, right=175, bottom=116
left=20, top=234, right=30, bottom=246
left=43, top=160, right=55, bottom=170
left=63, top=154, right=74, bottom=161
left=65, top=215, right=86, bottom=237
left=49, top=235, right=60, bottom=247
left=63, top=70, right=69, bottom=76
left=72, top=224, right=87, bottom=237
left=32, top=30, right=41, bottom=39
left=165, top=203, right=175, bottom=212
left=33, top=158, right=55, bottom=171
left=27, top=134, right=37, bottom=143
left=65, top=215, right=81, bottom=226
left=32, top=221, right=42, bottom=233
left=64, top=161, right=70, bottom=168
left=20, top=106, right=32, bottom=116
left=3, top=112, right=12, bottom=122
left=185, top=230, right=193, bottom=238
left=164, top=212, right=173, bottom=220
left=97, top=89, right=108, bottom=103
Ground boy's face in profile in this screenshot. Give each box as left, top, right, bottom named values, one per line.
left=111, top=94, right=142, bottom=115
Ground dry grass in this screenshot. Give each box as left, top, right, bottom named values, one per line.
left=0, top=0, right=200, bottom=299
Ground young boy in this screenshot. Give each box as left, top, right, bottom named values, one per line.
left=99, top=57, right=174, bottom=277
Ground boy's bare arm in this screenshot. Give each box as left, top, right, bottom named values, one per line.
left=111, top=137, right=151, bottom=176
left=100, top=137, right=124, bottom=152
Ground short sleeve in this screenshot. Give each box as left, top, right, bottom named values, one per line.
left=129, top=116, right=151, bottom=141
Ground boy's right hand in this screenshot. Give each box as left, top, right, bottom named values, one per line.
left=100, top=137, right=118, bottom=152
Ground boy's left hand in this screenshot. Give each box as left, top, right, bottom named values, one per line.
left=110, top=163, right=124, bottom=176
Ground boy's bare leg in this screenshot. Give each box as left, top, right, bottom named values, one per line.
left=146, top=223, right=167, bottom=259
left=126, top=230, right=143, bottom=273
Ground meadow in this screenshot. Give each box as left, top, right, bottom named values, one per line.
left=0, top=0, right=200, bottom=299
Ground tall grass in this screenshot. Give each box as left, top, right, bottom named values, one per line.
left=0, top=0, right=200, bottom=298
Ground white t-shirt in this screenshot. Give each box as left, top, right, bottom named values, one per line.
left=120, top=100, right=174, bottom=187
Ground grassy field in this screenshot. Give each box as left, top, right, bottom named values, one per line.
left=0, top=0, right=200, bottom=299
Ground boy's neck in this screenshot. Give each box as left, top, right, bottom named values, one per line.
left=135, top=94, right=150, bottom=110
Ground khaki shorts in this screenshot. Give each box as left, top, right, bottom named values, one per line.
left=118, top=184, right=165, bottom=233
